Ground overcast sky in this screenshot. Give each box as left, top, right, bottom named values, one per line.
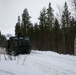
left=0, top=0, right=68, bottom=36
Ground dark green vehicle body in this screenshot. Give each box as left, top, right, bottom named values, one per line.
left=6, top=36, right=31, bottom=56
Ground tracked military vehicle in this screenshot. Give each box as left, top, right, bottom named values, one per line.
left=6, top=35, right=31, bottom=56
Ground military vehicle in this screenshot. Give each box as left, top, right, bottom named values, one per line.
left=6, top=35, right=31, bottom=56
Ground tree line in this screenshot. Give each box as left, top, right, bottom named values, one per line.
left=15, top=2, right=76, bottom=55
left=0, top=31, right=6, bottom=47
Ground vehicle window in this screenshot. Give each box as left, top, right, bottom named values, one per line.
left=25, top=37, right=29, bottom=40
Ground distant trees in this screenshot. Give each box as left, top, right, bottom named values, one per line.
left=15, top=9, right=32, bottom=36
left=0, top=31, right=6, bottom=47
left=21, top=9, right=32, bottom=36
left=53, top=18, right=60, bottom=52
left=47, top=3, right=54, bottom=51
left=38, top=7, right=47, bottom=50
left=61, top=2, right=71, bottom=54
left=15, top=2, right=76, bottom=55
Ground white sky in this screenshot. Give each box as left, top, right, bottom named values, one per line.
left=0, top=0, right=67, bottom=35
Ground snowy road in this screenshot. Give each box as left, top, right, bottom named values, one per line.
left=0, top=50, right=76, bottom=75
left=0, top=69, right=14, bottom=75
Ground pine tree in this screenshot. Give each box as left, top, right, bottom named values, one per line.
left=21, top=8, right=31, bottom=36
left=0, top=31, right=1, bottom=36
left=28, top=23, right=34, bottom=49
left=47, top=2, right=54, bottom=50
left=47, top=3, right=54, bottom=29
left=0, top=31, right=6, bottom=47
left=61, top=2, right=71, bottom=54
left=15, top=16, right=21, bottom=35
left=69, top=17, right=75, bottom=54
left=34, top=23, right=39, bottom=50
left=38, top=7, right=47, bottom=50
left=53, top=18, right=60, bottom=52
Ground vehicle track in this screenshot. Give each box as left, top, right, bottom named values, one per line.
left=31, top=51, right=76, bottom=66
left=0, top=69, right=14, bottom=75
left=28, top=51, right=76, bottom=75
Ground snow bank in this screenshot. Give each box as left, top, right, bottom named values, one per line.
left=0, top=50, right=76, bottom=75
left=0, top=47, right=6, bottom=54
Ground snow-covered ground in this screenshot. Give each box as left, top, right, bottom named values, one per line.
left=0, top=50, right=76, bottom=75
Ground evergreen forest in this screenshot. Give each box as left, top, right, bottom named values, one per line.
left=15, top=2, right=76, bottom=55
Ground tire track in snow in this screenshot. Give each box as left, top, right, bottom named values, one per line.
left=31, top=51, right=76, bottom=67
left=0, top=69, right=14, bottom=75
left=28, top=52, right=76, bottom=75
